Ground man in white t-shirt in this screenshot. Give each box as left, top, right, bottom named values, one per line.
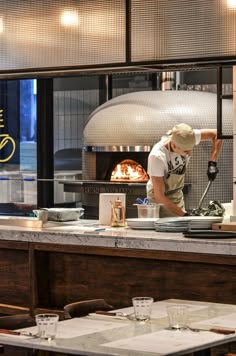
left=147, top=123, right=222, bottom=218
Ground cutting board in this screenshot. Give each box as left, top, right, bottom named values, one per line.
left=212, top=222, right=236, bottom=231
left=0, top=216, right=42, bottom=228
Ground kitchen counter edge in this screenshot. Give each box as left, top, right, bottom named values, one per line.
left=0, top=220, right=235, bottom=256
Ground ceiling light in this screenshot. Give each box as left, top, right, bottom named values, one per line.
left=0, top=18, right=3, bottom=33
left=61, top=10, right=79, bottom=27
left=227, top=0, right=236, bottom=8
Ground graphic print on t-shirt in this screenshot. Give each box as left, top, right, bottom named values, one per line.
left=166, top=155, right=187, bottom=179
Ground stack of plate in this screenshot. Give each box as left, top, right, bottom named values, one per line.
left=188, top=216, right=223, bottom=229
left=126, top=218, right=158, bottom=230
left=154, top=216, right=223, bottom=233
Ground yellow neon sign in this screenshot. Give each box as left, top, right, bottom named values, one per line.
left=0, top=109, right=16, bottom=163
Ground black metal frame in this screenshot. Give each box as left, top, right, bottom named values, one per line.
left=1, top=58, right=236, bottom=80
left=36, top=78, right=54, bottom=208
left=216, top=66, right=233, bottom=139
left=125, top=0, right=131, bottom=65
left=99, top=74, right=112, bottom=105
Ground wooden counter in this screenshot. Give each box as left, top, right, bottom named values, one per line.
left=0, top=220, right=235, bottom=317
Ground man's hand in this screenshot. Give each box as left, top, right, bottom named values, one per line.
left=207, top=161, right=218, bottom=181
left=184, top=209, right=201, bottom=216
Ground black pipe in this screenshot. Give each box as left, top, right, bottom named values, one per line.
left=99, top=74, right=112, bottom=105
left=125, top=0, right=131, bottom=64
left=36, top=78, right=54, bottom=208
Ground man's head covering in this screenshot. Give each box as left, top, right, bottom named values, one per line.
left=170, top=123, right=195, bottom=151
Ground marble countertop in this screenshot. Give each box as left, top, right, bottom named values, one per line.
left=0, top=219, right=236, bottom=256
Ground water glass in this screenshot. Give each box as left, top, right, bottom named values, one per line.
left=137, top=204, right=160, bottom=218
left=132, top=297, right=153, bottom=321
left=167, top=305, right=189, bottom=330
left=35, top=313, right=59, bottom=340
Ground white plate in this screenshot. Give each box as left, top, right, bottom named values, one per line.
left=126, top=218, right=159, bottom=230
left=158, top=216, right=223, bottom=223
left=129, top=226, right=156, bottom=230
left=155, top=216, right=223, bottom=231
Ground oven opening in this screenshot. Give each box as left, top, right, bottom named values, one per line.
left=110, top=159, right=148, bottom=182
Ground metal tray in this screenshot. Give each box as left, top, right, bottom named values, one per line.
left=183, top=229, right=236, bottom=238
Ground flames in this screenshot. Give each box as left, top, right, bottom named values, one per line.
left=111, top=159, right=148, bottom=182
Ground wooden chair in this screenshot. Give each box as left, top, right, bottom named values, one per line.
left=63, top=299, right=114, bottom=319
left=0, top=314, right=36, bottom=355
left=0, top=313, right=36, bottom=330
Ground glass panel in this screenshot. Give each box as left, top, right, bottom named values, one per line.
left=53, top=76, right=99, bottom=207
left=0, top=0, right=126, bottom=71
left=131, top=0, right=236, bottom=62
left=0, top=79, right=37, bottom=216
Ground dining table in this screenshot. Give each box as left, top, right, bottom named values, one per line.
left=0, top=299, right=236, bottom=356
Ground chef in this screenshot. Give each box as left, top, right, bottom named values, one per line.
left=146, top=123, right=222, bottom=217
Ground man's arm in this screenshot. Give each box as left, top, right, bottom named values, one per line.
left=200, top=129, right=222, bottom=181
left=151, top=176, right=186, bottom=216
left=200, top=129, right=222, bottom=161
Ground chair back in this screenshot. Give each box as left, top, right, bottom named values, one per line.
left=0, top=314, right=36, bottom=329
left=64, top=299, right=114, bottom=319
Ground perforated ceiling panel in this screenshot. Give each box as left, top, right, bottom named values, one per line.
left=131, top=0, right=236, bottom=62
left=0, top=0, right=126, bottom=71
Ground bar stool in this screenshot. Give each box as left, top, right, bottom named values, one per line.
left=64, top=298, right=114, bottom=319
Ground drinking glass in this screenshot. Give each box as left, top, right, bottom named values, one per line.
left=35, top=313, right=59, bottom=340
left=132, top=297, right=153, bottom=321
left=167, top=305, right=189, bottom=330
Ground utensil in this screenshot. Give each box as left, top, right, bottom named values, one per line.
left=191, top=180, right=213, bottom=216
left=96, top=310, right=130, bottom=317
left=0, top=329, right=20, bottom=335
left=187, top=326, right=235, bottom=335
left=136, top=198, right=149, bottom=205
left=94, top=310, right=135, bottom=320
left=19, top=332, right=39, bottom=338
left=198, top=180, right=213, bottom=210
left=95, top=311, right=126, bottom=317
left=0, top=329, right=39, bottom=338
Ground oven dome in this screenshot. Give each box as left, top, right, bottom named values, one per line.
left=83, top=91, right=232, bottom=146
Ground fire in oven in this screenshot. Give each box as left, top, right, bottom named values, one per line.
left=95, top=152, right=149, bottom=182
left=111, top=159, right=148, bottom=182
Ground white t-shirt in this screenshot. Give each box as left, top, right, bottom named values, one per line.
left=147, top=129, right=201, bottom=180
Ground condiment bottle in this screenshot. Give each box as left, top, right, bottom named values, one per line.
left=110, top=197, right=125, bottom=227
